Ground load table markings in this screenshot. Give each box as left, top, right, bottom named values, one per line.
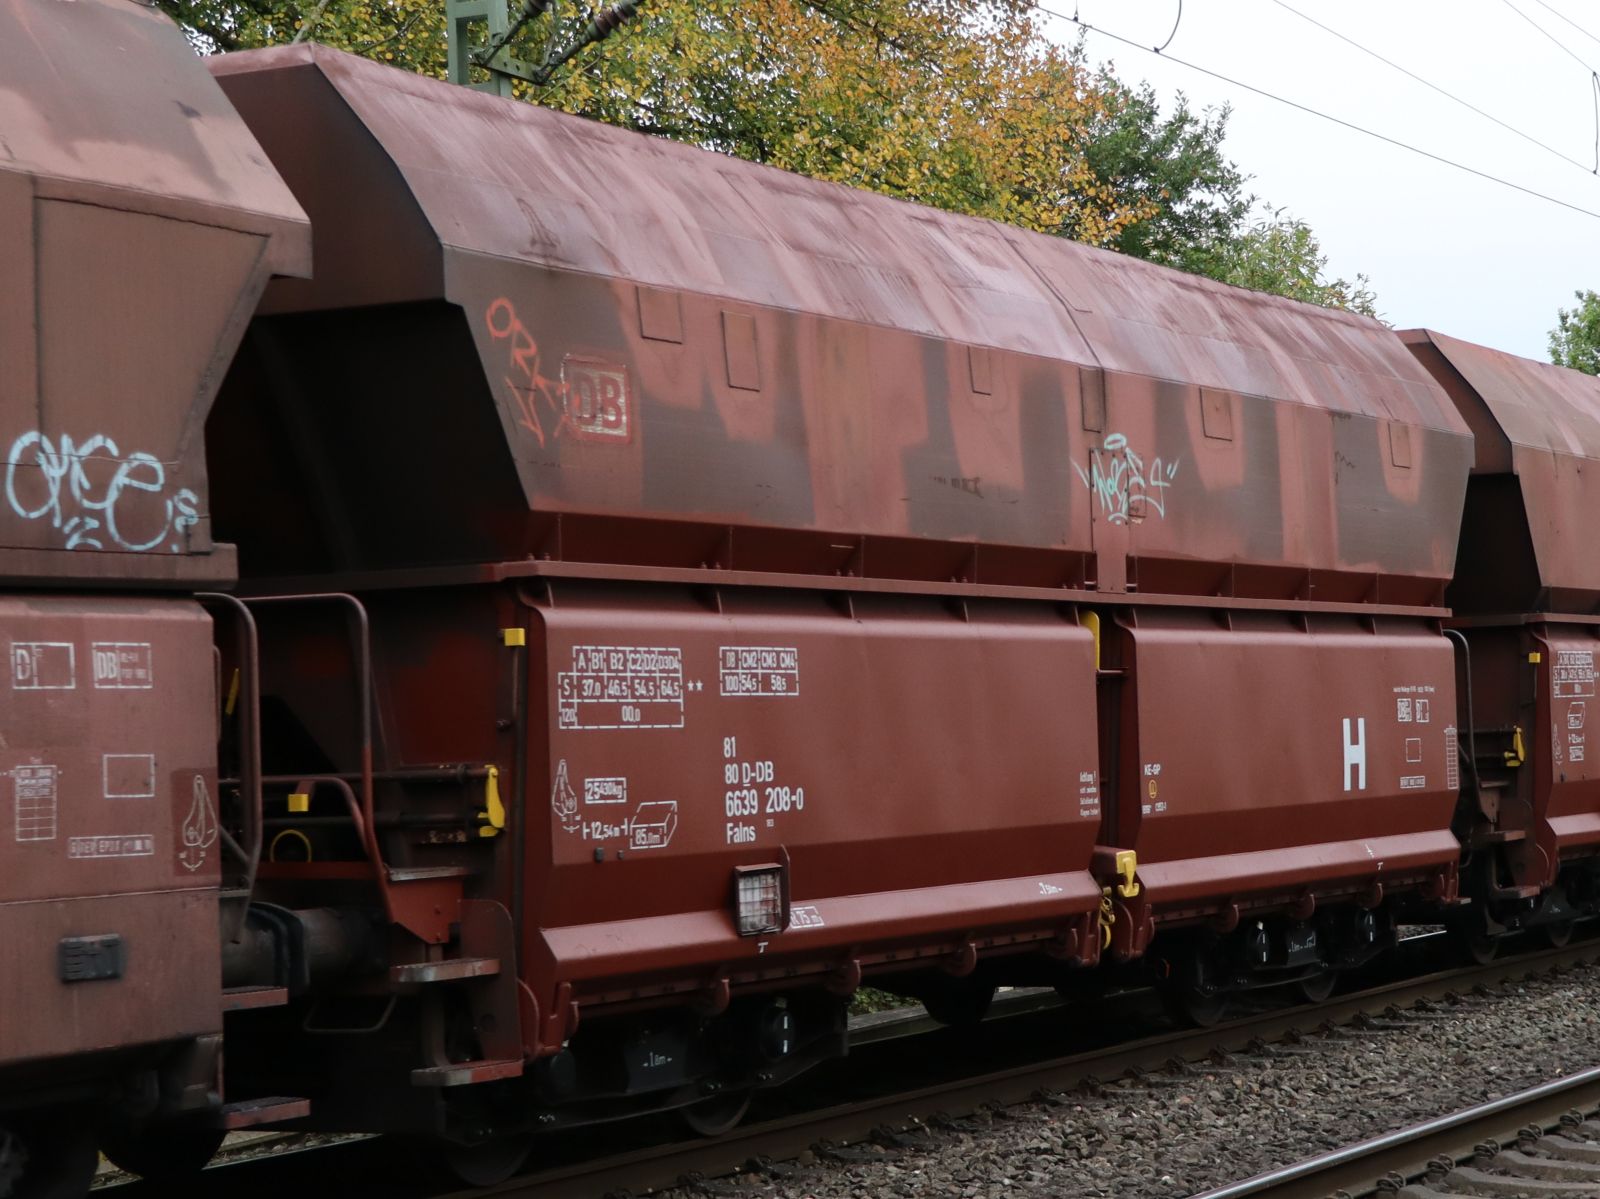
left=558, top=645, right=685, bottom=730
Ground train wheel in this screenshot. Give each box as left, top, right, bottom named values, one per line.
left=99, top=1125, right=224, bottom=1183
left=679, top=1090, right=753, bottom=1138
left=1168, top=987, right=1230, bottom=1028
left=0, top=1126, right=22, bottom=1199
left=1462, top=931, right=1501, bottom=965
left=442, top=1134, right=535, bottom=1187
left=1543, top=921, right=1576, bottom=949
left=1447, top=911, right=1502, bottom=965
left=0, top=1114, right=98, bottom=1199
left=921, top=982, right=996, bottom=1028
left=1294, top=970, right=1339, bottom=1005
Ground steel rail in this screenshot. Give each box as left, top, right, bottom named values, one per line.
left=1191, top=1070, right=1600, bottom=1199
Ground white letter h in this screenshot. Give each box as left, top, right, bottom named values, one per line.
left=1343, top=717, right=1367, bottom=791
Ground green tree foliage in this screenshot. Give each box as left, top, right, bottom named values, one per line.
left=158, top=0, right=431, bottom=56
left=155, top=0, right=1376, bottom=315
left=1210, top=208, right=1380, bottom=319
left=1550, top=290, right=1600, bottom=375
left=1069, top=74, right=1250, bottom=274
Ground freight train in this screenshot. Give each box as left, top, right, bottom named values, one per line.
left=2, top=2, right=1597, bottom=1194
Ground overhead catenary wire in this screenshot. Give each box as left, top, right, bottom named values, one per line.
left=1499, top=0, right=1600, bottom=169
left=1532, top=0, right=1600, bottom=54
left=1153, top=0, right=1181, bottom=53
left=1499, top=0, right=1598, bottom=73
left=1273, top=0, right=1595, bottom=175
left=530, top=29, right=633, bottom=103
left=1032, top=0, right=1600, bottom=222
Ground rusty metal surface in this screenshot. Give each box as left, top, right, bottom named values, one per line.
left=1405, top=328, right=1600, bottom=611
left=527, top=587, right=1102, bottom=1012
left=1105, top=610, right=1459, bottom=935
left=236, top=577, right=1462, bottom=1046
left=210, top=45, right=1471, bottom=604
left=0, top=890, right=221, bottom=1066
left=1126, top=608, right=1465, bottom=909
left=248, top=575, right=1104, bottom=1035
left=0, top=0, right=308, bottom=582
left=0, top=595, right=223, bottom=1072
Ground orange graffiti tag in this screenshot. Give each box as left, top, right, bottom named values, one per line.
left=485, top=297, right=569, bottom=448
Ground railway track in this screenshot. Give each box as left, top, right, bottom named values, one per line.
left=115, top=935, right=1600, bottom=1199
left=1193, top=1071, right=1600, bottom=1198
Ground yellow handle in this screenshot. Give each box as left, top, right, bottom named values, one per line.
left=1079, top=611, right=1102, bottom=671
left=268, top=828, right=313, bottom=863
left=1114, top=849, right=1140, bottom=899
left=478, top=765, right=506, bottom=837
left=1504, top=725, right=1526, bottom=768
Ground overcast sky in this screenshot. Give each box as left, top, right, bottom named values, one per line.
left=1038, top=0, right=1600, bottom=361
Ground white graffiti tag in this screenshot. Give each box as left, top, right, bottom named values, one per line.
left=1074, top=433, right=1180, bottom=524
left=5, top=432, right=199, bottom=552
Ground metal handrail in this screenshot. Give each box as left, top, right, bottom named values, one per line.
left=242, top=593, right=389, bottom=919
left=197, top=591, right=263, bottom=942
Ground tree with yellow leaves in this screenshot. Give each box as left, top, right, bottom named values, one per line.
left=531, top=0, right=1153, bottom=247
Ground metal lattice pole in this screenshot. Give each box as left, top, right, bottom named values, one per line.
left=446, top=0, right=514, bottom=95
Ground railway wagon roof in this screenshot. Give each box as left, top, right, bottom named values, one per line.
left=208, top=45, right=1471, bottom=601
left=1404, top=328, right=1600, bottom=613
left=212, top=43, right=1456, bottom=432
left=0, top=0, right=307, bottom=264
left=1404, top=329, right=1600, bottom=463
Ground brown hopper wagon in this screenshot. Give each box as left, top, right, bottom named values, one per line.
left=0, top=0, right=308, bottom=1191
left=192, top=42, right=1473, bottom=1161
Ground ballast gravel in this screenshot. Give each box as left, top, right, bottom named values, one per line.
left=659, top=957, right=1600, bottom=1199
